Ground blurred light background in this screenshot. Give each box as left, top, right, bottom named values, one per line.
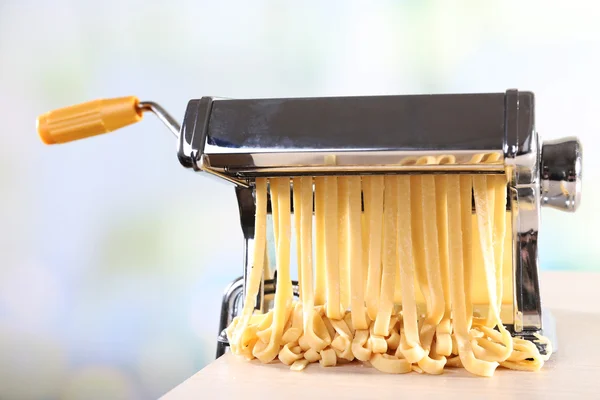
left=1, top=0, right=598, bottom=398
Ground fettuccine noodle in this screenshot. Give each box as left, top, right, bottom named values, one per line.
left=226, top=169, right=551, bottom=376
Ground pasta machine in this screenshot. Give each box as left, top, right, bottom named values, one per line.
left=37, top=89, right=582, bottom=359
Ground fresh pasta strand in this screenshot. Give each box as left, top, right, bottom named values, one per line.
left=227, top=178, right=268, bottom=357
left=293, top=177, right=303, bottom=300
left=349, top=176, right=369, bottom=330
left=482, top=175, right=496, bottom=328
left=417, top=175, right=445, bottom=355
left=435, top=175, right=452, bottom=357
left=411, top=173, right=446, bottom=375
left=314, top=177, right=326, bottom=306
left=298, top=176, right=327, bottom=351
left=373, top=176, right=399, bottom=336
left=324, top=176, right=341, bottom=320
left=397, top=176, right=427, bottom=364
left=459, top=175, right=474, bottom=330
left=271, top=179, right=280, bottom=252
left=338, top=177, right=351, bottom=311
left=361, top=178, right=371, bottom=296
left=492, top=175, right=507, bottom=315
left=253, top=177, right=294, bottom=363
left=365, top=176, right=384, bottom=322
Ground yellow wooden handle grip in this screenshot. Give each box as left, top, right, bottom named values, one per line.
left=37, top=96, right=143, bottom=144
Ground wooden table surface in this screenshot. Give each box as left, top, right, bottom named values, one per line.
left=163, top=272, right=600, bottom=400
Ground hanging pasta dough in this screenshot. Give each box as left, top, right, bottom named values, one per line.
left=226, top=172, right=551, bottom=377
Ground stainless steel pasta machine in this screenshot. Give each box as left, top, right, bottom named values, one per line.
left=37, top=89, right=582, bottom=359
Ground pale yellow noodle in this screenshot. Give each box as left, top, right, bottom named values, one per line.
left=291, top=359, right=310, bottom=371
left=370, top=353, right=412, bottom=374
left=473, top=176, right=513, bottom=361
left=374, top=176, right=399, bottom=336
left=279, top=342, right=303, bottom=365
left=304, top=348, right=321, bottom=362
left=410, top=176, right=429, bottom=314
left=343, top=312, right=354, bottom=333
left=299, top=176, right=327, bottom=351
left=253, top=178, right=293, bottom=363
left=386, top=324, right=401, bottom=350
left=338, top=177, right=351, bottom=311
left=418, top=175, right=445, bottom=342
left=412, top=365, right=424, bottom=374
left=393, top=180, right=402, bottom=305
left=368, top=322, right=388, bottom=354
left=330, top=318, right=352, bottom=341
left=322, top=308, right=336, bottom=339
left=282, top=303, right=303, bottom=343
left=435, top=319, right=452, bottom=358
left=459, top=175, right=474, bottom=329
left=314, top=177, right=326, bottom=306
left=397, top=176, right=427, bottom=364
left=293, top=177, right=303, bottom=299
left=435, top=175, right=452, bottom=357
left=482, top=175, right=496, bottom=328
left=351, top=329, right=372, bottom=362
left=319, top=348, right=337, bottom=367
left=256, top=310, right=273, bottom=331
left=263, top=241, right=273, bottom=281
left=361, top=178, right=371, bottom=295
left=492, top=175, right=507, bottom=314
left=272, top=180, right=280, bottom=250
left=447, top=175, right=498, bottom=377
left=331, top=335, right=353, bottom=361
left=227, top=178, right=267, bottom=356
left=413, top=175, right=447, bottom=374
left=365, top=176, right=384, bottom=321
left=307, top=312, right=331, bottom=351
left=349, top=176, right=369, bottom=330
left=324, top=176, right=341, bottom=320
left=297, top=177, right=312, bottom=322
left=397, top=325, right=426, bottom=364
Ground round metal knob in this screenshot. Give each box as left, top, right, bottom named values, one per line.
left=541, top=137, right=582, bottom=212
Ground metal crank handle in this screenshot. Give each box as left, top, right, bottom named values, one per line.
left=36, top=96, right=180, bottom=144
